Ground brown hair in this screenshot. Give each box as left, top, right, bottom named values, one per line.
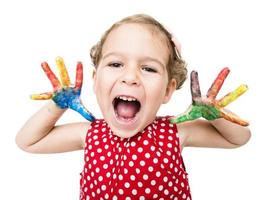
left=90, top=14, right=187, bottom=89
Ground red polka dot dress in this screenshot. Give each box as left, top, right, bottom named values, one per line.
left=80, top=116, right=192, bottom=199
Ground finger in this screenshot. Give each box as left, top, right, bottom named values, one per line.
left=41, top=62, right=61, bottom=91
left=220, top=109, right=249, bottom=126
left=70, top=100, right=95, bottom=121
left=170, top=106, right=202, bottom=124
left=217, top=84, right=248, bottom=107
left=30, top=92, right=53, bottom=100
left=207, top=67, right=230, bottom=100
left=191, top=71, right=201, bottom=101
left=74, top=62, right=83, bottom=90
left=55, top=57, right=71, bottom=87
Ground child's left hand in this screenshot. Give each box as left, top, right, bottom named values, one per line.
left=30, top=57, right=95, bottom=121
left=170, top=67, right=249, bottom=126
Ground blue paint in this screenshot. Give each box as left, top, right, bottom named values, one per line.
left=52, top=88, right=95, bottom=121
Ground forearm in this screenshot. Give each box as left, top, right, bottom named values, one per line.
left=16, top=101, right=66, bottom=150
left=210, top=118, right=251, bottom=146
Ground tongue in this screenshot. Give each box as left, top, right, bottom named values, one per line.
left=116, top=101, right=139, bottom=118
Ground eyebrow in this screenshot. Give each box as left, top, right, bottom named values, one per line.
left=102, top=52, right=166, bottom=69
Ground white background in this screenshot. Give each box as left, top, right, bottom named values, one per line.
left=0, top=0, right=274, bottom=199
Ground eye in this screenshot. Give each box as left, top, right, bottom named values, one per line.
left=108, top=62, right=123, bottom=68
left=142, top=66, right=157, bottom=73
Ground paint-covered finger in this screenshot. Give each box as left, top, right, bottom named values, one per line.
left=55, top=56, right=71, bottom=87
left=41, top=62, right=61, bottom=91
left=30, top=92, right=53, bottom=100
left=75, top=62, right=83, bottom=90
left=218, top=84, right=248, bottom=107
left=191, top=71, right=201, bottom=101
left=207, top=67, right=230, bottom=99
left=220, top=109, right=249, bottom=126
left=170, top=106, right=202, bottom=124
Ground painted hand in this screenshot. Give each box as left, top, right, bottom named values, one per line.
left=31, top=57, right=95, bottom=121
left=170, top=67, right=249, bottom=126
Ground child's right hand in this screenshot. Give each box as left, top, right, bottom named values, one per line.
left=170, top=67, right=249, bottom=126
left=31, top=57, right=95, bottom=121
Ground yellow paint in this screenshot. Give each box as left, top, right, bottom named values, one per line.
left=218, top=84, right=248, bottom=107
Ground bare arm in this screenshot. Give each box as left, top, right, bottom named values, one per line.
left=16, top=101, right=89, bottom=153
left=177, top=118, right=251, bottom=149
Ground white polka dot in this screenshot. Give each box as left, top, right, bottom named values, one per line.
left=159, top=141, right=164, bottom=146
left=169, top=129, right=173, bottom=133
left=151, top=180, right=156, bottom=186
left=145, top=153, right=150, bottom=158
left=153, top=158, right=158, bottom=164
left=164, top=158, right=169, bottom=163
left=130, top=175, right=136, bottom=181
left=132, top=189, right=137, bottom=195
left=153, top=194, right=158, bottom=198
left=119, top=174, right=123, bottom=180
left=148, top=166, right=154, bottom=172
left=168, top=181, right=173, bottom=187
left=143, top=140, right=149, bottom=145
left=159, top=135, right=165, bottom=139
left=143, top=174, right=148, bottom=180
left=104, top=144, right=109, bottom=149
left=163, top=176, right=168, bottom=182
left=150, top=146, right=156, bottom=151
left=137, top=147, right=143, bottom=153
left=95, top=141, right=99, bottom=145
left=164, top=189, right=169, bottom=195
left=168, top=136, right=173, bottom=141
left=101, top=185, right=106, bottom=191
left=124, top=168, right=128, bottom=174
left=113, top=174, right=117, bottom=179
left=132, top=154, right=137, bottom=160
left=95, top=167, right=100, bottom=173
left=158, top=185, right=163, bottom=191
left=160, top=128, right=165, bottom=133
left=156, top=171, right=161, bottom=177
left=140, top=160, right=145, bottom=166
left=98, top=176, right=103, bottom=182
left=88, top=145, right=92, bottom=150
left=124, top=182, right=130, bottom=188
left=125, top=197, right=131, bottom=200
left=167, top=150, right=171, bottom=156
left=105, top=193, right=109, bottom=199
left=167, top=143, right=172, bottom=148
left=103, top=164, right=108, bottom=169
left=136, top=168, right=140, bottom=174
left=106, top=172, right=111, bottom=177
left=100, top=156, right=105, bottom=161
left=138, top=182, right=143, bottom=187
left=129, top=161, right=134, bottom=167
left=90, top=183, right=93, bottom=189
left=139, top=196, right=145, bottom=200
left=145, top=188, right=151, bottom=194
left=131, top=141, right=136, bottom=147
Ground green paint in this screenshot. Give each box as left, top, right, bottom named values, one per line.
left=170, top=104, right=221, bottom=124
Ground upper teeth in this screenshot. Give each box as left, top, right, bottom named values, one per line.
left=117, top=96, right=137, bottom=101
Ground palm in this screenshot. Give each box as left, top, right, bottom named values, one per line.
left=170, top=67, right=249, bottom=126
left=31, top=57, right=95, bottom=121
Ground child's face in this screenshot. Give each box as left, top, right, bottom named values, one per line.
left=93, top=23, right=176, bottom=138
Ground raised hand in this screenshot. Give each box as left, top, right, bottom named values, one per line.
left=31, top=57, right=95, bottom=121
left=170, top=67, right=249, bottom=126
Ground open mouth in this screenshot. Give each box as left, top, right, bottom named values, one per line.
left=113, top=95, right=141, bottom=122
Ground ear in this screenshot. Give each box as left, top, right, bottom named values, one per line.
left=163, top=78, right=177, bottom=104
left=92, top=68, right=97, bottom=93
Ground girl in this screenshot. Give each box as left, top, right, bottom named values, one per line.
left=16, top=14, right=251, bottom=199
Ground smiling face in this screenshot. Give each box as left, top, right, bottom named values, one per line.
left=93, top=23, right=176, bottom=138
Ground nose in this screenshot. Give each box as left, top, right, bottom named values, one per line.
left=120, top=65, right=140, bottom=86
